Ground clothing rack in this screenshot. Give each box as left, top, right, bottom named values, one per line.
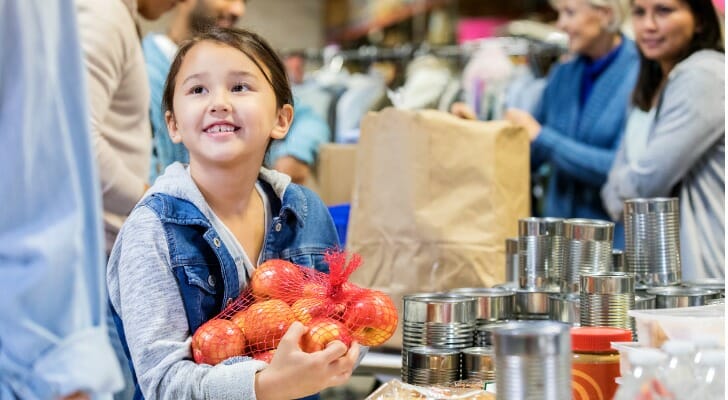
left=283, top=36, right=563, bottom=65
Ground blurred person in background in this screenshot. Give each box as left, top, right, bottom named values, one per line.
left=0, top=0, right=123, bottom=398
left=452, top=0, right=638, bottom=249
left=602, top=0, right=724, bottom=280
left=75, top=0, right=179, bottom=398
left=145, top=0, right=247, bottom=183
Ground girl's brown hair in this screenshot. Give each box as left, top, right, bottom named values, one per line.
left=162, top=27, right=293, bottom=116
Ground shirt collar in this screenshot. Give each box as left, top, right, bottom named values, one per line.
left=584, top=35, right=625, bottom=77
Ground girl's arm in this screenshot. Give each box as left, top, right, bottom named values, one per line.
left=109, top=206, right=267, bottom=400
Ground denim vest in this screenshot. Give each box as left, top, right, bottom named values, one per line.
left=112, top=179, right=338, bottom=399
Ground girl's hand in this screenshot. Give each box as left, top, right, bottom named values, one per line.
left=450, top=102, right=478, bottom=120
left=504, top=108, right=541, bottom=141
left=254, top=322, right=360, bottom=400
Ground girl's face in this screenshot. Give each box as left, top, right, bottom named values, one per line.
left=166, top=41, right=292, bottom=168
left=554, top=0, right=615, bottom=58
left=632, top=0, right=697, bottom=67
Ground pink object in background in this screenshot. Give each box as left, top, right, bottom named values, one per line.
left=457, top=18, right=510, bottom=44
left=714, top=0, right=724, bottom=13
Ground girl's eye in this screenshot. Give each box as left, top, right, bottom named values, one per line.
left=655, top=5, right=673, bottom=15
left=631, top=6, right=645, bottom=17
left=189, top=85, right=206, bottom=95
left=232, top=83, right=249, bottom=92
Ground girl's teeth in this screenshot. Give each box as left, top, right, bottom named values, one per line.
left=207, top=125, right=235, bottom=133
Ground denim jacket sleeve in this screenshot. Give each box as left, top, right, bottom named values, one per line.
left=142, top=37, right=189, bottom=183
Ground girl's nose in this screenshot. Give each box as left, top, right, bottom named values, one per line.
left=209, top=92, right=231, bottom=113
left=210, top=103, right=229, bottom=113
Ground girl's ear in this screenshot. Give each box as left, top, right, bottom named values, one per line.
left=165, top=111, right=183, bottom=144
left=270, top=104, right=294, bottom=140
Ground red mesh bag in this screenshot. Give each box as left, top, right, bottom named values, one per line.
left=191, top=250, right=398, bottom=365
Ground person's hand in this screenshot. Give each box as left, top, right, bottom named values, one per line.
left=273, top=156, right=311, bottom=184
left=449, top=102, right=478, bottom=120
left=255, top=322, right=360, bottom=400
left=504, top=108, right=542, bottom=141
left=59, top=392, right=89, bottom=400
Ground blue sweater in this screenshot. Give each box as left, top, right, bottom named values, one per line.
left=142, top=34, right=189, bottom=184
left=531, top=39, right=639, bottom=247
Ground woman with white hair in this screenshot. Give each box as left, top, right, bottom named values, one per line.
left=454, top=0, right=639, bottom=247
left=508, top=0, right=639, bottom=248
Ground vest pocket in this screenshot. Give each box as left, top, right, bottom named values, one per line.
left=181, top=265, right=218, bottom=294
left=172, top=264, right=221, bottom=333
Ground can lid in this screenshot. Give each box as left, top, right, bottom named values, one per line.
left=571, top=327, right=633, bottom=352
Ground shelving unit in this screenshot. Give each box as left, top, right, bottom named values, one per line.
left=325, top=0, right=455, bottom=43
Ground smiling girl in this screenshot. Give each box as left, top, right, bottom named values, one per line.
left=602, top=0, right=724, bottom=280
left=106, top=27, right=359, bottom=399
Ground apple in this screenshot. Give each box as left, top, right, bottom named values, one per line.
left=191, top=319, right=245, bottom=365
left=251, top=259, right=304, bottom=302
left=242, top=299, right=295, bottom=352
left=301, top=282, right=327, bottom=298
left=292, top=297, right=349, bottom=324
left=291, top=297, right=327, bottom=324
left=230, top=310, right=248, bottom=339
left=343, top=290, right=398, bottom=347
left=300, top=318, right=352, bottom=353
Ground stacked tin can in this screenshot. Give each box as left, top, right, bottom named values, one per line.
left=450, top=287, right=515, bottom=338
left=612, top=249, right=625, bottom=272
left=518, top=217, right=564, bottom=289
left=401, top=293, right=477, bottom=383
left=548, top=292, right=581, bottom=325
left=449, top=287, right=515, bottom=383
left=515, top=218, right=563, bottom=320
left=461, top=347, right=496, bottom=382
left=681, top=279, right=725, bottom=297
left=505, top=238, right=520, bottom=285
left=561, top=219, right=614, bottom=294
left=634, top=292, right=656, bottom=310
left=405, top=346, right=461, bottom=385
left=492, top=321, right=572, bottom=400
left=646, top=286, right=721, bottom=308
left=623, top=198, right=681, bottom=286
left=580, top=272, right=635, bottom=333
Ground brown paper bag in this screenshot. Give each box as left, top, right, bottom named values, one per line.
left=347, top=108, right=530, bottom=349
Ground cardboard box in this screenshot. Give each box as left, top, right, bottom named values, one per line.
left=316, top=143, right=358, bottom=206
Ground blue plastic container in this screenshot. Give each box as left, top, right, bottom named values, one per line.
left=327, top=203, right=350, bottom=246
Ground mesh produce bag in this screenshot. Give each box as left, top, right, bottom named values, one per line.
left=192, top=251, right=398, bottom=365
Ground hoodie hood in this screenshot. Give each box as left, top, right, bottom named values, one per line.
left=148, top=162, right=292, bottom=222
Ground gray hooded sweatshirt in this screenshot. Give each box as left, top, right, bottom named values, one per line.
left=107, top=163, right=296, bottom=399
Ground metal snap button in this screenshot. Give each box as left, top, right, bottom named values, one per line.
left=274, top=223, right=282, bottom=232
left=213, top=237, right=221, bottom=247
left=207, top=275, right=216, bottom=287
